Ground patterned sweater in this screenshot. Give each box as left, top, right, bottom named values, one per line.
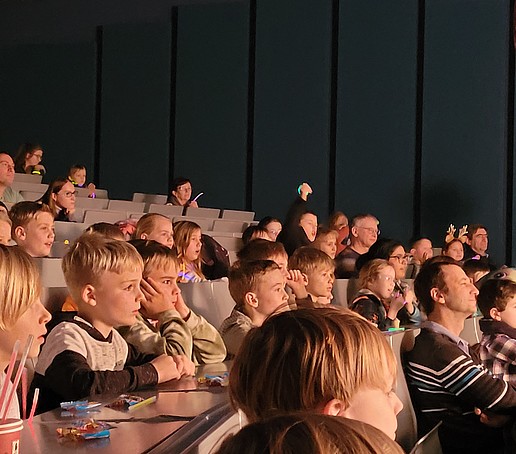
left=403, top=322, right=516, bottom=453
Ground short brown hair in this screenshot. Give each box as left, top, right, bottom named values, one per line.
left=288, top=247, right=335, bottom=276
left=129, top=239, right=179, bottom=277
left=467, top=224, right=488, bottom=240
left=10, top=201, right=53, bottom=233
left=477, top=279, right=516, bottom=315
left=62, top=233, right=143, bottom=301
left=237, top=239, right=287, bottom=262
left=414, top=261, right=457, bottom=314
left=228, top=260, right=280, bottom=307
left=229, top=308, right=396, bottom=423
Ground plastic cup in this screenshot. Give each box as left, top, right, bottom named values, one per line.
left=0, top=419, right=22, bottom=454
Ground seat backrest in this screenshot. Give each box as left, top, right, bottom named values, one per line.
left=332, top=279, right=349, bottom=307
left=75, top=197, right=109, bottom=210
left=108, top=200, right=146, bottom=213
left=11, top=181, right=48, bottom=193
left=409, top=422, right=443, bottom=454
left=83, top=210, right=128, bottom=225
left=220, top=209, right=255, bottom=221
left=54, top=221, right=88, bottom=242
left=184, top=206, right=221, bottom=219
left=212, top=219, right=248, bottom=233
left=133, top=192, right=168, bottom=205
left=75, top=187, right=108, bottom=199
left=148, top=204, right=184, bottom=217
left=211, top=236, right=243, bottom=252
left=459, top=316, right=483, bottom=345
left=174, top=216, right=214, bottom=232
left=13, top=173, right=42, bottom=184
left=20, top=190, right=45, bottom=201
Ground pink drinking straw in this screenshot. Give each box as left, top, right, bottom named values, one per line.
left=0, top=340, right=20, bottom=418
left=28, top=388, right=39, bottom=424
left=2, top=335, right=34, bottom=422
left=22, top=368, right=27, bottom=420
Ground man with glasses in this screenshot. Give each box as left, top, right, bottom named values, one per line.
left=0, top=153, right=24, bottom=204
left=335, top=214, right=379, bottom=278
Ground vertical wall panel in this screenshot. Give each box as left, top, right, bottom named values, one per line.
left=336, top=0, right=418, bottom=243
left=252, top=0, right=332, bottom=220
left=174, top=2, right=249, bottom=210
left=100, top=23, right=171, bottom=200
left=0, top=42, right=96, bottom=181
left=422, top=0, right=509, bottom=264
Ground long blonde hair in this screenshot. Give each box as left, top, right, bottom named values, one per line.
left=173, top=220, right=204, bottom=279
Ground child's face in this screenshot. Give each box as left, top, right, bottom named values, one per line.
left=53, top=181, right=76, bottom=212
left=185, top=229, right=202, bottom=262
left=88, top=269, right=144, bottom=333
left=17, top=212, right=55, bottom=257
left=496, top=295, right=516, bottom=329
left=387, top=245, right=408, bottom=280
left=0, top=220, right=11, bottom=246
left=445, top=241, right=464, bottom=261
left=264, top=221, right=282, bottom=241
left=317, top=235, right=337, bottom=259
left=71, top=169, right=86, bottom=186
left=299, top=213, right=317, bottom=242
left=0, top=299, right=51, bottom=363
left=341, top=369, right=403, bottom=440
left=253, top=269, right=289, bottom=317
left=368, top=266, right=396, bottom=300
left=270, top=253, right=289, bottom=278
left=145, top=262, right=180, bottom=303
left=146, top=218, right=174, bottom=248
left=306, top=266, right=335, bottom=299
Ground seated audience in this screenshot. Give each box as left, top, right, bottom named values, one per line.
left=120, top=239, right=226, bottom=364
left=0, top=153, right=24, bottom=204
left=219, top=260, right=289, bottom=357
left=351, top=259, right=414, bottom=330
left=242, top=225, right=270, bottom=245
left=84, top=222, right=126, bottom=241
left=277, top=183, right=317, bottom=256
left=10, top=201, right=55, bottom=257
left=166, top=177, right=199, bottom=207
left=216, top=414, right=404, bottom=454
left=174, top=220, right=205, bottom=282
left=67, top=164, right=96, bottom=197
left=14, top=143, right=45, bottom=175
left=463, top=258, right=491, bottom=284
left=328, top=210, right=350, bottom=255
left=31, top=234, right=192, bottom=414
left=404, top=261, right=516, bottom=453
left=477, top=271, right=516, bottom=386
left=38, top=177, right=76, bottom=222
left=134, top=213, right=174, bottom=248
left=312, top=227, right=338, bottom=259
left=441, top=224, right=467, bottom=262
left=463, top=223, right=495, bottom=269
left=229, top=308, right=403, bottom=440
left=257, top=216, right=282, bottom=241
left=405, top=236, right=433, bottom=278
left=0, top=212, right=12, bottom=245
left=335, top=214, right=379, bottom=278
left=0, top=245, right=51, bottom=419
left=288, top=247, right=335, bottom=306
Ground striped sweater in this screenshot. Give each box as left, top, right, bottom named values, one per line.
left=403, top=323, right=516, bottom=453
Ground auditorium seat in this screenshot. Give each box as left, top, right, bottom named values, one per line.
left=11, top=181, right=48, bottom=193
left=212, top=219, right=248, bottom=233
left=148, top=204, right=184, bottom=217
left=211, top=236, right=243, bottom=252
left=184, top=206, right=221, bottom=219
left=108, top=199, right=146, bottom=213
left=83, top=209, right=128, bottom=225
left=20, top=190, right=45, bottom=201
left=332, top=279, right=349, bottom=307
left=75, top=187, right=109, bottom=199
left=13, top=173, right=42, bottom=184
left=220, top=209, right=255, bottom=221
left=33, top=257, right=69, bottom=314
left=54, top=221, right=88, bottom=242
left=173, top=216, right=214, bottom=232
left=459, top=316, right=483, bottom=345
left=409, top=422, right=442, bottom=454
left=75, top=197, right=109, bottom=210
left=132, top=192, right=168, bottom=211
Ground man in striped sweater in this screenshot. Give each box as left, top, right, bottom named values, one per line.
left=404, top=260, right=516, bottom=453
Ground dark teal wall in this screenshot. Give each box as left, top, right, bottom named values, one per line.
left=0, top=0, right=514, bottom=264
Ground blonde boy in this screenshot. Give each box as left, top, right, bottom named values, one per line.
left=119, top=239, right=226, bottom=364
left=31, top=234, right=192, bottom=413
left=10, top=201, right=55, bottom=257
left=288, top=247, right=335, bottom=306
left=220, top=260, right=289, bottom=357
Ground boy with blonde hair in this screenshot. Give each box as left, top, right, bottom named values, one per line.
left=288, top=247, right=335, bottom=306
left=31, top=234, right=193, bottom=413
left=10, top=201, right=55, bottom=257
left=119, top=240, right=226, bottom=364
left=220, top=260, right=289, bottom=357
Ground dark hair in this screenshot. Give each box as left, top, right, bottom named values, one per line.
left=37, top=177, right=71, bottom=217
left=14, top=143, right=42, bottom=172
left=258, top=216, right=281, bottom=229
left=462, top=259, right=490, bottom=279
left=84, top=222, right=125, bottom=240
left=414, top=261, right=459, bottom=314
left=237, top=239, right=287, bottom=262
left=442, top=238, right=463, bottom=254
left=328, top=211, right=347, bottom=230
left=477, top=279, right=516, bottom=316
left=356, top=238, right=404, bottom=272
left=170, top=177, right=191, bottom=192
left=242, top=225, right=269, bottom=245
left=467, top=224, right=488, bottom=240
left=228, top=260, right=280, bottom=307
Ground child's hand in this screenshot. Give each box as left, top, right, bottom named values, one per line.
left=403, top=288, right=416, bottom=314
left=172, top=355, right=195, bottom=377
left=151, top=355, right=181, bottom=383
left=286, top=269, right=309, bottom=299
left=388, top=292, right=406, bottom=320
left=174, top=292, right=191, bottom=320
left=140, top=277, right=175, bottom=319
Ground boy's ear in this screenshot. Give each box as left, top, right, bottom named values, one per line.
left=321, top=398, right=345, bottom=417
left=490, top=307, right=502, bottom=321
left=14, top=225, right=26, bottom=241
left=140, top=233, right=149, bottom=240
left=244, top=291, right=259, bottom=308
left=81, top=284, right=98, bottom=308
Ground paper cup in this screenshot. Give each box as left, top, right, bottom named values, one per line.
left=0, top=419, right=22, bottom=454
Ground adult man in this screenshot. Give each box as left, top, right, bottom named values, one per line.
left=406, top=237, right=434, bottom=278
left=404, top=261, right=516, bottom=453
left=335, top=214, right=379, bottom=278
left=0, top=153, right=24, bottom=204
left=463, top=224, right=494, bottom=268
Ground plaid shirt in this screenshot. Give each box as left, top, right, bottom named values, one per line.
left=479, top=319, right=516, bottom=386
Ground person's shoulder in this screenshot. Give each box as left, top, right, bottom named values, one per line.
left=220, top=307, right=252, bottom=333
left=337, top=247, right=360, bottom=259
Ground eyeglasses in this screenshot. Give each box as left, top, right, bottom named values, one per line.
left=376, top=274, right=394, bottom=283
left=356, top=226, right=380, bottom=235
left=31, top=153, right=43, bottom=159
left=59, top=190, right=77, bottom=198
left=389, top=254, right=411, bottom=263
left=0, top=161, right=14, bottom=172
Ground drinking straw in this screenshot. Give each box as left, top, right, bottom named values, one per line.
left=22, top=368, right=27, bottom=420
left=2, top=335, right=34, bottom=421
left=128, top=395, right=157, bottom=411
left=0, top=340, right=20, bottom=417
left=28, top=388, right=39, bottom=424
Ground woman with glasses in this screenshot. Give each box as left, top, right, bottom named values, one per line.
left=38, top=177, right=76, bottom=222
left=14, top=143, right=46, bottom=176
